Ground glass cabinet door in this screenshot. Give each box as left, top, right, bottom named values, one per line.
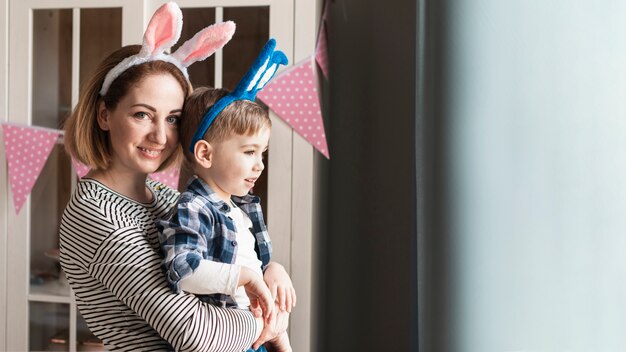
left=7, top=2, right=130, bottom=350
left=28, top=7, right=123, bottom=351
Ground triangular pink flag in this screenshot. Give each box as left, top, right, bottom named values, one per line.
left=71, top=157, right=91, bottom=178
left=315, top=21, right=329, bottom=79
left=150, top=167, right=180, bottom=189
left=258, top=58, right=329, bottom=159
left=315, top=0, right=330, bottom=79
left=1, top=123, right=60, bottom=214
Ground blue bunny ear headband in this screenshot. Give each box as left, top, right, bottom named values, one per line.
left=189, top=38, right=288, bottom=152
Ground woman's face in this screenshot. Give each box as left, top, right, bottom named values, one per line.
left=98, top=73, right=184, bottom=176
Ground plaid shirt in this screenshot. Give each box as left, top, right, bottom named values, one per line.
left=156, top=176, right=272, bottom=308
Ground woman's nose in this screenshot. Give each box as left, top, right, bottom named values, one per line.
left=149, top=120, right=167, bottom=144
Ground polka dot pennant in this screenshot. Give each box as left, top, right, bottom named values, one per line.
left=150, top=167, right=180, bottom=189
left=1, top=123, right=60, bottom=214
left=257, top=57, right=330, bottom=159
left=315, top=21, right=329, bottom=79
left=71, top=157, right=91, bottom=179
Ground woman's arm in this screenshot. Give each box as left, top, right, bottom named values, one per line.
left=91, top=226, right=261, bottom=352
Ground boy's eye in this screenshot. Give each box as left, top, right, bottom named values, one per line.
left=245, top=150, right=255, bottom=155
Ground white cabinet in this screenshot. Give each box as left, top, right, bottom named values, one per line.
left=1, top=1, right=319, bottom=351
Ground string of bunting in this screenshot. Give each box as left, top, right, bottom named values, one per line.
left=1, top=3, right=331, bottom=215
left=0, top=123, right=181, bottom=215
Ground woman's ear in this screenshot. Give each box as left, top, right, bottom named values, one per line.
left=194, top=140, right=213, bottom=168
left=97, top=101, right=110, bottom=131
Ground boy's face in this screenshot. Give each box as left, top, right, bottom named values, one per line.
left=199, top=126, right=270, bottom=203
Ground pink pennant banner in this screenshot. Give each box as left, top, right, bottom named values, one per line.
left=257, top=58, right=330, bottom=159
left=71, top=157, right=91, bottom=178
left=1, top=123, right=60, bottom=214
left=315, top=0, right=330, bottom=79
left=150, top=167, right=180, bottom=189
left=315, top=21, right=329, bottom=79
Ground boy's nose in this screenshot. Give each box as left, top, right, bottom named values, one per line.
left=255, top=159, right=265, bottom=171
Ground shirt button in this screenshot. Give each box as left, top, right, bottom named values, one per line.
left=231, top=240, right=237, bottom=246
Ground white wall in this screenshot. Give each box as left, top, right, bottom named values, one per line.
left=447, top=1, right=626, bottom=351
left=0, top=0, right=7, bottom=348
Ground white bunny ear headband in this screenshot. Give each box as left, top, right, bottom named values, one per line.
left=100, top=2, right=235, bottom=96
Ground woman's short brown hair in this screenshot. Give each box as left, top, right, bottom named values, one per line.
left=63, top=44, right=192, bottom=171
left=180, top=87, right=271, bottom=162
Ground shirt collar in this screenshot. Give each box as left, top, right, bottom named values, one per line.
left=187, top=175, right=260, bottom=209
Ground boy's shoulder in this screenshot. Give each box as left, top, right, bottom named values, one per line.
left=177, top=176, right=225, bottom=212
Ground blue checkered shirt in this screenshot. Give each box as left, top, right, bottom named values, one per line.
left=156, top=175, right=272, bottom=308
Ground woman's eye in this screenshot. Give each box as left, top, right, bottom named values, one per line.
left=245, top=150, right=255, bottom=156
left=166, top=116, right=180, bottom=125
left=133, top=112, right=149, bottom=119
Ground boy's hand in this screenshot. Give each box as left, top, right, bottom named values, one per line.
left=263, top=262, right=297, bottom=312
left=239, top=266, right=273, bottom=319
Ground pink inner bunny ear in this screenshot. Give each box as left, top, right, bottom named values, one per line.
left=143, top=2, right=183, bottom=55
left=172, top=21, right=236, bottom=67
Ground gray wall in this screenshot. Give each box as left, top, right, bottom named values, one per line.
left=446, top=1, right=626, bottom=351
left=321, top=0, right=626, bottom=351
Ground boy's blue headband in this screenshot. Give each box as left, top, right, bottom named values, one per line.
left=189, top=38, right=288, bottom=152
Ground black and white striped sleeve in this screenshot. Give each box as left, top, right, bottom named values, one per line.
left=89, top=223, right=259, bottom=351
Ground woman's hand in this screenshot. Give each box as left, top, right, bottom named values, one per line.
left=239, top=266, right=273, bottom=319
left=251, top=302, right=290, bottom=350
left=263, top=262, right=297, bottom=312
left=265, top=332, right=292, bottom=352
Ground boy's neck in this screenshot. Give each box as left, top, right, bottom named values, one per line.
left=193, top=171, right=232, bottom=204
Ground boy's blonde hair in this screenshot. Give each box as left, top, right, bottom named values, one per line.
left=63, top=44, right=192, bottom=171
left=180, top=87, right=271, bottom=162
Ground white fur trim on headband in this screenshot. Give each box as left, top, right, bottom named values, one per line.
left=100, top=53, right=189, bottom=96
left=99, top=2, right=235, bottom=96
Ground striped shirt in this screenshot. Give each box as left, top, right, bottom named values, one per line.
left=59, top=178, right=258, bottom=352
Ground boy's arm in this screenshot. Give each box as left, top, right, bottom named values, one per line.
left=181, top=258, right=274, bottom=320
left=179, top=259, right=240, bottom=295
left=157, top=198, right=216, bottom=293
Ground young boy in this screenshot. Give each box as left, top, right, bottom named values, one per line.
left=157, top=40, right=294, bottom=352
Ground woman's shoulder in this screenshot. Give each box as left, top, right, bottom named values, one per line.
left=64, top=179, right=130, bottom=224
left=147, top=178, right=180, bottom=203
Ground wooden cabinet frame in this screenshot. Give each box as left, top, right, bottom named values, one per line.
left=0, top=0, right=320, bottom=351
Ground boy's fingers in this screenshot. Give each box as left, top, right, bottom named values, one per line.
left=286, top=292, right=292, bottom=313
left=250, top=300, right=263, bottom=318
left=278, top=287, right=286, bottom=311
left=270, top=283, right=278, bottom=300
left=264, top=298, right=273, bottom=319
left=252, top=307, right=263, bottom=318
left=263, top=287, right=274, bottom=318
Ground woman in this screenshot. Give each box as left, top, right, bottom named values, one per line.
left=60, top=3, right=286, bottom=351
